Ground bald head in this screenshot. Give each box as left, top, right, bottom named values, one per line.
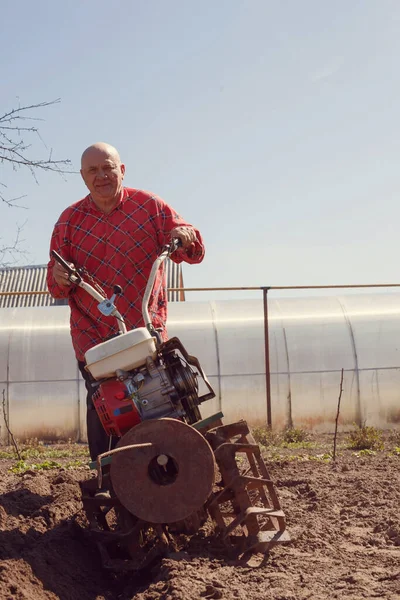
left=80, top=142, right=125, bottom=212
left=81, top=142, right=122, bottom=169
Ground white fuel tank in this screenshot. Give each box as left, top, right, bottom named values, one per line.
left=85, top=328, right=156, bottom=379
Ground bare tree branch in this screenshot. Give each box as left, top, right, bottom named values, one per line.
left=2, top=389, right=21, bottom=459
left=0, top=99, right=61, bottom=124
left=0, top=222, right=27, bottom=267
left=333, top=368, right=344, bottom=462
left=0, top=98, right=73, bottom=266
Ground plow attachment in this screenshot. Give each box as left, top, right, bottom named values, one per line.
left=80, top=416, right=290, bottom=571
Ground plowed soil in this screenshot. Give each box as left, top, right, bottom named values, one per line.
left=0, top=435, right=399, bottom=600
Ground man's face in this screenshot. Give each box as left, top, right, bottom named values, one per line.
left=80, top=148, right=125, bottom=204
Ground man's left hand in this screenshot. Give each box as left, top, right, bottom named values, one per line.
left=170, top=226, right=197, bottom=249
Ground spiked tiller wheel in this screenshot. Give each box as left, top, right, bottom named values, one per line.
left=205, top=420, right=290, bottom=556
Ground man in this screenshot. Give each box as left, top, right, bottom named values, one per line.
left=47, top=142, right=205, bottom=462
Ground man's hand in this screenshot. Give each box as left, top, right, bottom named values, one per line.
left=170, top=226, right=197, bottom=249
left=53, top=260, right=75, bottom=287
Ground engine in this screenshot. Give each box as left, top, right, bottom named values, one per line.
left=92, top=337, right=215, bottom=438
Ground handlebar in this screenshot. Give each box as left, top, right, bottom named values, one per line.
left=141, top=239, right=182, bottom=339
left=51, top=238, right=182, bottom=341
left=51, top=249, right=127, bottom=334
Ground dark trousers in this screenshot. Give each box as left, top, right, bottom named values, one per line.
left=78, top=361, right=116, bottom=461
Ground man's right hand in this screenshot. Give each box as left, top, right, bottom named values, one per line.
left=53, top=260, right=75, bottom=287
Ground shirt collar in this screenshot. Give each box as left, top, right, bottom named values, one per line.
left=85, top=187, right=128, bottom=214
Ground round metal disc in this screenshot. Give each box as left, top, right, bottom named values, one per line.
left=110, top=418, right=215, bottom=524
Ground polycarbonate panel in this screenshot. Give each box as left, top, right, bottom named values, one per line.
left=167, top=302, right=217, bottom=375
left=197, top=376, right=221, bottom=419
left=290, top=370, right=359, bottom=431
left=268, top=302, right=292, bottom=429
left=9, top=381, right=78, bottom=440
left=274, top=296, right=357, bottom=429
left=213, top=300, right=265, bottom=375
left=1, top=293, right=400, bottom=442
left=0, top=309, right=14, bottom=381
left=358, top=369, right=400, bottom=426
left=275, top=297, right=355, bottom=372
left=219, top=375, right=266, bottom=426
left=167, top=301, right=220, bottom=403
left=270, top=374, right=291, bottom=430
left=79, top=378, right=88, bottom=443
left=0, top=387, right=7, bottom=443
left=340, top=294, right=400, bottom=368
left=7, top=307, right=75, bottom=382
left=339, top=295, right=400, bottom=426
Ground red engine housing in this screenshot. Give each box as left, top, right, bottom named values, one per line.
left=93, top=379, right=142, bottom=437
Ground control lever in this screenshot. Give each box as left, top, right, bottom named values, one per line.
left=51, top=250, right=81, bottom=284
left=98, top=285, right=123, bottom=317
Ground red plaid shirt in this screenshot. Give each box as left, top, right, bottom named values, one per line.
left=47, top=188, right=204, bottom=361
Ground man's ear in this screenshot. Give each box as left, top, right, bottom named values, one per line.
left=120, top=164, right=126, bottom=178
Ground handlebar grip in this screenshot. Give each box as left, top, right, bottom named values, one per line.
left=51, top=250, right=81, bottom=283
left=171, top=237, right=182, bottom=251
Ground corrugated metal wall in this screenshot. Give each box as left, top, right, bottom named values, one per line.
left=0, top=259, right=183, bottom=308
left=0, top=266, right=63, bottom=308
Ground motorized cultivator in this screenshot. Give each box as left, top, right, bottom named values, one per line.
left=52, top=243, right=290, bottom=571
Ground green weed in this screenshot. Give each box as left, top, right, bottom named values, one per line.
left=252, top=426, right=311, bottom=447
left=353, top=449, right=376, bottom=457
left=65, top=459, right=88, bottom=469
left=308, top=453, right=332, bottom=462
left=8, top=459, right=62, bottom=474
left=347, top=426, right=384, bottom=451
left=0, top=450, right=14, bottom=459
left=251, top=427, right=282, bottom=447
left=0, top=444, right=89, bottom=461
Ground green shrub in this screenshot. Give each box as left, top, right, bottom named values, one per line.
left=282, top=427, right=310, bottom=444
left=347, top=426, right=384, bottom=451
left=251, top=427, right=282, bottom=447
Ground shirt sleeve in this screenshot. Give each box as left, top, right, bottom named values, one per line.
left=46, top=215, right=73, bottom=299
left=152, top=195, right=205, bottom=265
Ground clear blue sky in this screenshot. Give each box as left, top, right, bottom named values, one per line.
left=2, top=0, right=400, bottom=300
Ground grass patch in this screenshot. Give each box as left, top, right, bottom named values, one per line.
left=347, top=426, right=384, bottom=451
left=65, top=459, right=88, bottom=469
left=307, top=453, right=332, bottom=462
left=0, top=444, right=89, bottom=461
left=252, top=426, right=311, bottom=448
left=1, top=442, right=90, bottom=474
left=251, top=427, right=282, bottom=447
left=265, top=452, right=332, bottom=463
left=282, top=428, right=310, bottom=444
left=353, top=449, right=376, bottom=457
left=20, top=447, right=89, bottom=460
left=9, top=459, right=62, bottom=474
left=8, top=457, right=89, bottom=474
